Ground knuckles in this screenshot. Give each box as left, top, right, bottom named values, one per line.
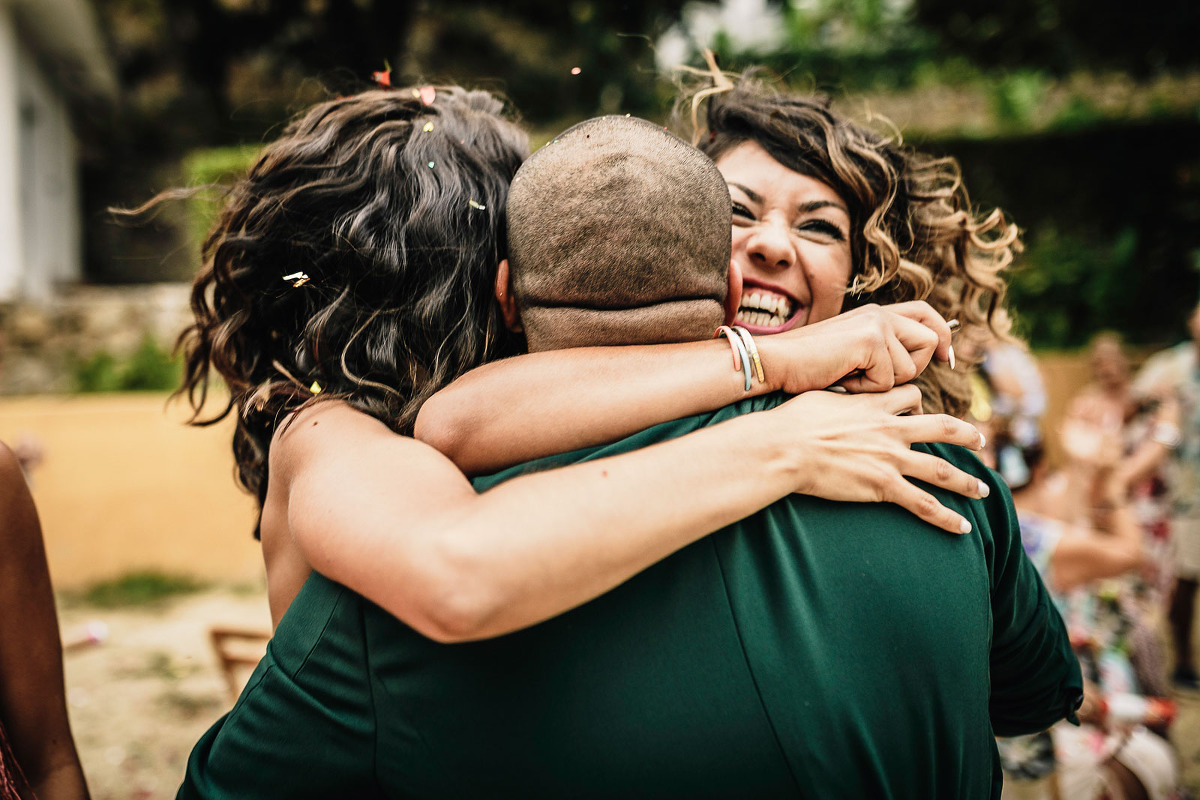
left=938, top=414, right=959, bottom=438
left=934, top=458, right=954, bottom=482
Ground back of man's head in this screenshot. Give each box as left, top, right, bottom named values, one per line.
left=505, top=115, right=731, bottom=351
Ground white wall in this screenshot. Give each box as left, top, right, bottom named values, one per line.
left=0, top=9, right=24, bottom=301
left=0, top=5, right=84, bottom=303
left=17, top=39, right=81, bottom=299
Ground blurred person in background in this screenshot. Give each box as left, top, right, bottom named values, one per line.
left=0, top=442, right=89, bottom=800
left=959, top=310, right=1048, bottom=488
left=1132, top=301, right=1200, bottom=691
left=996, top=416, right=1182, bottom=800
left=1062, top=334, right=1179, bottom=693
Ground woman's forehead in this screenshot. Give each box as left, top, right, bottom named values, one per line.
left=714, top=141, right=848, bottom=209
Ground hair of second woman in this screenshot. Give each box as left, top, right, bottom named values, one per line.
left=677, top=68, right=1018, bottom=417
left=169, top=86, right=528, bottom=517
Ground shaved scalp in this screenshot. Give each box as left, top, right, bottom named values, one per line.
left=506, top=115, right=732, bottom=350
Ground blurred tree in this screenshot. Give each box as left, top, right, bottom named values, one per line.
left=912, top=0, right=1200, bottom=76
left=86, top=0, right=692, bottom=281
left=95, top=0, right=691, bottom=152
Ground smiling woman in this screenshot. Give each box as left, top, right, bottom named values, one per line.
left=720, top=141, right=853, bottom=333
left=692, top=69, right=1017, bottom=416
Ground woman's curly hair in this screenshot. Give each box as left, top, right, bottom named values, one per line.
left=679, top=68, right=1018, bottom=416
left=166, top=86, right=528, bottom=523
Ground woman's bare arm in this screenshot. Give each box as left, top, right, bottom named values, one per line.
left=0, top=445, right=89, bottom=800
left=416, top=302, right=953, bottom=475
left=1047, top=453, right=1143, bottom=594
left=1049, top=507, right=1143, bottom=594
left=277, top=386, right=986, bottom=643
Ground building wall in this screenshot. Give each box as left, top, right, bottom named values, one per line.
left=0, top=10, right=23, bottom=300
left=17, top=39, right=81, bottom=298
left=0, top=6, right=83, bottom=304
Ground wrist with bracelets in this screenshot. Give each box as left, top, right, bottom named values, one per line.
left=715, top=325, right=766, bottom=392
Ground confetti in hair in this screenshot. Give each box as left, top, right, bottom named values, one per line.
left=371, top=60, right=392, bottom=88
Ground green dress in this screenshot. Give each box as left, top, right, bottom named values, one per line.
left=178, top=395, right=1082, bottom=799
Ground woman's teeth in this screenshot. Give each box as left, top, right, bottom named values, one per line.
left=736, top=292, right=793, bottom=328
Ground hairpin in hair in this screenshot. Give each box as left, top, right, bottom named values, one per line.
left=283, top=271, right=310, bottom=288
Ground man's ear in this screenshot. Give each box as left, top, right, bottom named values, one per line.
left=723, top=259, right=743, bottom=325
left=494, top=259, right=523, bottom=333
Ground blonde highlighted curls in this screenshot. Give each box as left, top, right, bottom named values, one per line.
left=676, top=64, right=1018, bottom=417
left=143, top=87, right=528, bottom=528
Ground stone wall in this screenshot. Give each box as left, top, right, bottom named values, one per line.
left=0, top=283, right=192, bottom=394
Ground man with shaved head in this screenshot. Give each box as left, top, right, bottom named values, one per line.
left=501, top=115, right=734, bottom=349
left=180, top=116, right=1080, bottom=800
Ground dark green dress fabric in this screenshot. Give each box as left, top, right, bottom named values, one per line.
left=178, top=394, right=1082, bottom=799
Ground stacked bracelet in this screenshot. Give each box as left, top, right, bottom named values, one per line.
left=732, top=326, right=765, bottom=384
left=714, top=325, right=767, bottom=392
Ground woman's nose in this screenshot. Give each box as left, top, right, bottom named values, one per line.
left=745, top=222, right=794, bottom=271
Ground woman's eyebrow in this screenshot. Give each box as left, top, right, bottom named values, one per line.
left=799, top=199, right=850, bottom=216
left=727, top=182, right=760, bottom=203
left=729, top=182, right=849, bottom=217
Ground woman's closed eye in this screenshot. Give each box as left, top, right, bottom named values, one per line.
left=798, top=219, right=846, bottom=241
left=732, top=201, right=755, bottom=221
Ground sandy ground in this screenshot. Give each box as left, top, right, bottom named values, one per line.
left=59, top=586, right=272, bottom=800
left=59, top=585, right=1200, bottom=800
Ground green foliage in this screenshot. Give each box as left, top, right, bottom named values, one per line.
left=77, top=571, right=206, bottom=608
left=990, top=71, right=1047, bottom=130
left=1048, top=95, right=1104, bottom=132
left=74, top=334, right=181, bottom=393
left=123, top=334, right=182, bottom=390
left=1007, top=227, right=1140, bottom=348
left=183, top=145, right=261, bottom=249
left=74, top=350, right=122, bottom=393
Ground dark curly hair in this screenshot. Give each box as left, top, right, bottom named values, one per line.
left=162, top=86, right=527, bottom=524
left=679, top=67, right=1018, bottom=416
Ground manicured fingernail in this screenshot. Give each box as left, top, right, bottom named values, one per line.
left=978, top=432, right=986, bottom=450
left=978, top=480, right=990, bottom=498
left=949, top=345, right=956, bottom=371
left=959, top=518, right=972, bottom=534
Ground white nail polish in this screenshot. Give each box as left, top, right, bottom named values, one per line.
left=978, top=432, right=987, bottom=450
left=978, top=480, right=990, bottom=498
left=949, top=345, right=956, bottom=371
left=959, top=518, right=972, bottom=534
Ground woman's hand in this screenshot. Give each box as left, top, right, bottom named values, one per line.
left=754, top=302, right=953, bottom=395
left=769, top=384, right=989, bottom=534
